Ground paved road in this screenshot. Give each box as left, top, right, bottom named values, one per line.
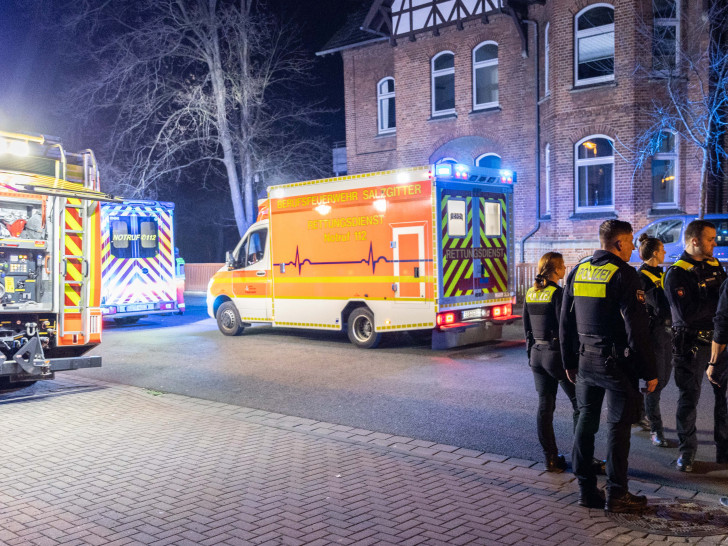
left=67, top=296, right=728, bottom=496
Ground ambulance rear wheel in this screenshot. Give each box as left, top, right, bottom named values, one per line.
left=347, top=308, right=381, bottom=349
left=217, top=301, right=245, bottom=336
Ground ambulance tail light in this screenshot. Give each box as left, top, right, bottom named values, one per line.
left=436, top=312, right=456, bottom=326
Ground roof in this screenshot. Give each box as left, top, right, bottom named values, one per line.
left=316, top=4, right=387, bottom=57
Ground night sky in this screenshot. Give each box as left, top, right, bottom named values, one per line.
left=0, top=0, right=358, bottom=142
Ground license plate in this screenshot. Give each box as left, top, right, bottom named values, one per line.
left=127, top=303, right=152, bottom=312
left=462, top=309, right=481, bottom=320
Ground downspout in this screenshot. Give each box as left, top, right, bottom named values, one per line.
left=520, top=19, right=541, bottom=263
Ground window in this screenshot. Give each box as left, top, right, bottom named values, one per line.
left=447, top=200, right=467, bottom=237
left=483, top=202, right=502, bottom=237
left=653, top=0, right=678, bottom=73
left=644, top=218, right=682, bottom=244
left=714, top=220, right=728, bottom=247
left=544, top=144, right=551, bottom=215
left=475, top=153, right=501, bottom=169
left=575, top=136, right=614, bottom=212
left=233, top=229, right=268, bottom=268
left=110, top=218, right=133, bottom=259
left=432, top=52, right=455, bottom=116
left=377, top=77, right=396, bottom=134
left=473, top=42, right=498, bottom=109
left=575, top=5, right=615, bottom=85
left=651, top=131, right=678, bottom=208
left=544, top=23, right=550, bottom=95
left=138, top=219, right=159, bottom=259
left=436, top=157, right=458, bottom=165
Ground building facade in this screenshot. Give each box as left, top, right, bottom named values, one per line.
left=319, top=0, right=720, bottom=262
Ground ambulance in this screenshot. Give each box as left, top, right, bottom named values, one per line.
left=100, top=200, right=183, bottom=324
left=0, top=130, right=119, bottom=386
left=207, top=164, right=519, bottom=349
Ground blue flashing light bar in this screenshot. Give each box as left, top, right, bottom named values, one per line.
left=434, top=163, right=515, bottom=184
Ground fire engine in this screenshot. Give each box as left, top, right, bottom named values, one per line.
left=207, top=164, right=519, bottom=349
left=0, top=130, right=118, bottom=386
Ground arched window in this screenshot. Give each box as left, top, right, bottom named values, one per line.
left=377, top=77, right=396, bottom=134
left=472, top=42, right=498, bottom=109
left=653, top=0, right=678, bottom=73
left=575, top=4, right=615, bottom=86
left=575, top=136, right=614, bottom=212
left=475, top=153, right=501, bottom=169
left=432, top=52, right=455, bottom=116
left=544, top=23, right=550, bottom=95
left=436, top=157, right=458, bottom=165
left=652, top=131, right=678, bottom=208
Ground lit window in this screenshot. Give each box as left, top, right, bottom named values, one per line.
left=472, top=42, right=498, bottom=109
left=377, top=77, right=396, bottom=134
left=544, top=144, right=551, bottom=215
left=651, top=131, right=678, bottom=208
left=475, top=153, right=501, bottom=169
left=575, top=5, right=615, bottom=86
left=432, top=52, right=455, bottom=116
left=575, top=136, right=614, bottom=212
left=653, top=0, right=678, bottom=73
left=544, top=23, right=550, bottom=95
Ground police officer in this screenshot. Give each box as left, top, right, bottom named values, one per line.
left=524, top=252, right=578, bottom=472
left=561, top=220, right=657, bottom=513
left=664, top=220, right=728, bottom=472
left=636, top=234, right=672, bottom=447
left=708, top=278, right=728, bottom=464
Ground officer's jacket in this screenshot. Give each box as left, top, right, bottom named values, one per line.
left=714, top=279, right=728, bottom=344
left=559, top=250, right=657, bottom=380
left=523, top=281, right=562, bottom=346
left=664, top=251, right=726, bottom=330
left=637, top=264, right=671, bottom=327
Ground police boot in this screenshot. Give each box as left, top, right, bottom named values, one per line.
left=577, top=487, right=605, bottom=509
left=545, top=454, right=568, bottom=473
left=605, top=491, right=648, bottom=514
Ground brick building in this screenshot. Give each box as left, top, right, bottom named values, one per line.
left=318, top=0, right=722, bottom=262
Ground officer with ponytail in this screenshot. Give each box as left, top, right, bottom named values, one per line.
left=637, top=234, right=672, bottom=447
left=524, top=252, right=578, bottom=472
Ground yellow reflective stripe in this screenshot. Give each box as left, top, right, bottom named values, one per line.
left=573, top=283, right=607, bottom=298
left=707, top=257, right=721, bottom=267
left=672, top=260, right=694, bottom=271
left=525, top=285, right=556, bottom=303
left=641, top=269, right=663, bottom=288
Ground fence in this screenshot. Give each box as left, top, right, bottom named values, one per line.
left=185, top=263, right=224, bottom=292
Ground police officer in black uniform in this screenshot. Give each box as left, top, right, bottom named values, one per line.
left=665, top=220, right=728, bottom=471
left=561, top=220, right=657, bottom=513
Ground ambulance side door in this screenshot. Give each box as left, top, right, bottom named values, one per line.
left=231, top=227, right=272, bottom=320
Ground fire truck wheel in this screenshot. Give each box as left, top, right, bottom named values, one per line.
left=347, top=307, right=381, bottom=349
left=217, top=301, right=245, bottom=336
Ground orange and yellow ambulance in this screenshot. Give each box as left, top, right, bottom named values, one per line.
left=207, top=164, right=519, bottom=348
left=0, top=130, right=119, bottom=385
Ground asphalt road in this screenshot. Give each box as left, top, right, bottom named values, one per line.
left=57, top=295, right=728, bottom=496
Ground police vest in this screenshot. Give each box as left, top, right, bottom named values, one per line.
left=525, top=285, right=559, bottom=341
left=669, top=257, right=726, bottom=325
left=640, top=269, right=663, bottom=289
left=571, top=258, right=626, bottom=348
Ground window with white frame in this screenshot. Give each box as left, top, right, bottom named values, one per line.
left=651, top=131, right=678, bottom=207
left=377, top=77, right=396, bottom=134
left=653, top=0, right=678, bottom=73
left=575, top=5, right=615, bottom=86
left=544, top=23, right=550, bottom=95
left=473, top=42, right=498, bottom=109
left=475, top=153, right=501, bottom=169
left=575, top=136, right=614, bottom=211
left=432, top=52, right=455, bottom=115
left=544, top=144, right=551, bottom=215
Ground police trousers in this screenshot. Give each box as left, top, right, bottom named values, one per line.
left=530, top=345, right=579, bottom=458
left=673, top=339, right=728, bottom=459
left=644, top=325, right=673, bottom=434
left=573, top=352, right=638, bottom=495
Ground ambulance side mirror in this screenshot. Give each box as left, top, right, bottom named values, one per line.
left=225, top=251, right=235, bottom=270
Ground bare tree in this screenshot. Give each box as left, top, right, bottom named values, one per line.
left=631, top=0, right=728, bottom=218
left=53, top=0, right=329, bottom=236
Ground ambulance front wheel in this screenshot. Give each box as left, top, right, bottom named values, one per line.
left=217, top=301, right=245, bottom=336
left=347, top=308, right=382, bottom=349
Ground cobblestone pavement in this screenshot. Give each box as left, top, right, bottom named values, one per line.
left=1, top=377, right=727, bottom=546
